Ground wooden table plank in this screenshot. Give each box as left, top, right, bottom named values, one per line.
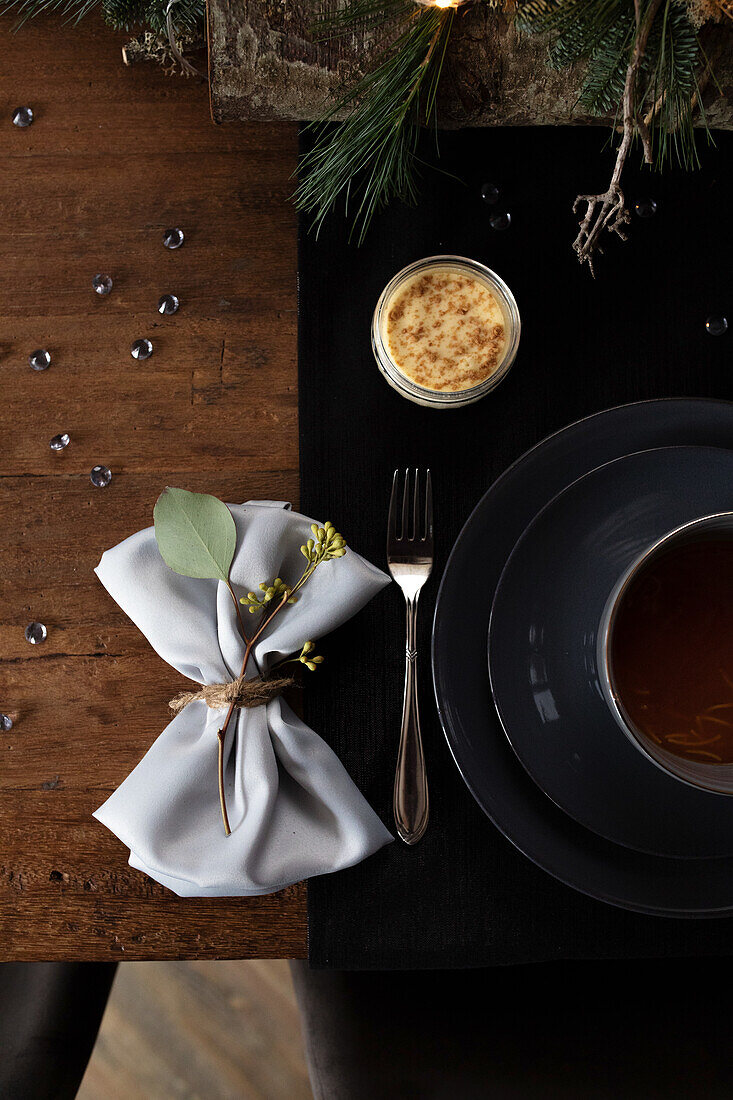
left=0, top=13, right=306, bottom=960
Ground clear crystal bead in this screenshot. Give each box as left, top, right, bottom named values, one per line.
left=157, top=294, right=179, bottom=315
left=0, top=714, right=13, bottom=731
left=90, top=465, right=112, bottom=488
left=131, top=338, right=153, bottom=360
left=93, top=273, right=113, bottom=296
left=480, top=183, right=500, bottom=205
left=489, top=211, right=511, bottom=231
left=163, top=227, right=184, bottom=250
left=634, top=198, right=657, bottom=218
left=12, top=106, right=33, bottom=128
left=50, top=433, right=70, bottom=452
left=29, top=349, right=51, bottom=371
left=705, top=316, right=728, bottom=337
left=25, top=621, right=47, bottom=644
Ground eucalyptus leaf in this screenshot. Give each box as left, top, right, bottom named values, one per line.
left=154, top=487, right=236, bottom=582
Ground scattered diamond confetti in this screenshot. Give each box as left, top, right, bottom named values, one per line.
left=29, top=349, right=51, bottom=371
left=12, top=106, right=33, bottom=128
left=158, top=294, right=179, bottom=315
left=634, top=198, right=657, bottom=218
left=489, top=211, right=512, bottom=231
left=131, top=338, right=153, bottom=360
left=50, top=433, right=70, bottom=452
left=705, top=316, right=728, bottom=336
left=93, top=273, right=113, bottom=296
left=163, top=227, right=184, bottom=250
left=90, top=464, right=112, bottom=487
left=25, top=622, right=47, bottom=645
left=0, top=714, right=13, bottom=731
left=480, top=183, right=500, bottom=205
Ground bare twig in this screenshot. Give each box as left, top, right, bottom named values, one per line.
left=217, top=728, right=231, bottom=836
left=573, top=0, right=664, bottom=273
left=214, top=588, right=291, bottom=835
left=165, top=0, right=205, bottom=77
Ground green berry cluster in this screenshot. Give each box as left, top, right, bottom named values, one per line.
left=297, top=641, right=324, bottom=671
left=240, top=577, right=297, bottom=615
left=300, top=522, right=347, bottom=565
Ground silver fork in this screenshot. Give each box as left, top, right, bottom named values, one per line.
left=387, top=468, right=433, bottom=845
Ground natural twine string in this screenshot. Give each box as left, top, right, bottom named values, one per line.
left=168, top=674, right=295, bottom=715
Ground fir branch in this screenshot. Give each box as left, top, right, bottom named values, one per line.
left=521, top=0, right=711, bottom=270
left=3, top=0, right=204, bottom=37
left=643, top=0, right=702, bottom=167
left=296, top=5, right=454, bottom=245
left=579, top=11, right=636, bottom=115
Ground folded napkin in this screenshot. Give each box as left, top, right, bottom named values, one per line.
left=94, top=500, right=393, bottom=897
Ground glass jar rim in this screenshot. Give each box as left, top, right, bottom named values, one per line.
left=372, top=255, right=521, bottom=407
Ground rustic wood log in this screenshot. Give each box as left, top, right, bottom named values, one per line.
left=208, top=0, right=733, bottom=129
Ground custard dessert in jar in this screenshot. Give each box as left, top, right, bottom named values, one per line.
left=372, top=256, right=520, bottom=408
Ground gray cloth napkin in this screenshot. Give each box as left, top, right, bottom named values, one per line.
left=93, top=500, right=393, bottom=897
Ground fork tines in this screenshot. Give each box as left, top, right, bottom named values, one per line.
left=388, top=468, right=433, bottom=546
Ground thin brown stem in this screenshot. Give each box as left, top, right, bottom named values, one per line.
left=217, top=728, right=231, bottom=836
left=215, top=640, right=251, bottom=836
left=396, top=8, right=450, bottom=128
left=226, top=580, right=250, bottom=646
left=215, top=555, right=326, bottom=834
left=249, top=592, right=291, bottom=648
left=572, top=0, right=665, bottom=272
left=215, top=590, right=290, bottom=835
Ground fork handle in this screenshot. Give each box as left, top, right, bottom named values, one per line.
left=393, top=595, right=429, bottom=845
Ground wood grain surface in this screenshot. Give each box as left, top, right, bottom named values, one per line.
left=78, top=960, right=310, bottom=1099
left=0, top=13, right=306, bottom=960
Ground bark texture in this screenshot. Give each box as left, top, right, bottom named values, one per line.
left=208, top=0, right=733, bottom=129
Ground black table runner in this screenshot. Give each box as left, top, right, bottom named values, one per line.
left=299, top=125, right=733, bottom=970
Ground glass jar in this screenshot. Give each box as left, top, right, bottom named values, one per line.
left=371, top=255, right=521, bottom=409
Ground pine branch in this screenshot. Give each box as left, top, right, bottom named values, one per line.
left=3, top=0, right=204, bottom=36
left=312, top=0, right=415, bottom=38
left=296, top=5, right=454, bottom=245
left=579, top=12, right=635, bottom=115
left=3, top=0, right=102, bottom=26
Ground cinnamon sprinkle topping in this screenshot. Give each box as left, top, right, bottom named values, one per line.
left=383, top=268, right=507, bottom=392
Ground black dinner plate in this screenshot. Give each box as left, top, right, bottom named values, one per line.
left=432, top=399, right=733, bottom=916
left=489, top=446, right=733, bottom=860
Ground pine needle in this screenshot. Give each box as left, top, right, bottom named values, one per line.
left=296, top=5, right=454, bottom=244
left=2, top=0, right=204, bottom=34
left=520, top=0, right=709, bottom=172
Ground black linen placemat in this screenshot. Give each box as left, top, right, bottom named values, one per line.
left=299, top=125, right=733, bottom=969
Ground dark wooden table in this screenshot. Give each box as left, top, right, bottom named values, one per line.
left=0, top=13, right=306, bottom=960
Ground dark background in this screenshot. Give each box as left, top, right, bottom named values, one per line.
left=299, top=125, right=733, bottom=969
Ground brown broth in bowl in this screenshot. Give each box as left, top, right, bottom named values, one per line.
left=610, top=538, right=733, bottom=765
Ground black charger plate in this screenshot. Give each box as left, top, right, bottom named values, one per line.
left=432, top=399, right=733, bottom=916
left=489, top=446, right=733, bottom=860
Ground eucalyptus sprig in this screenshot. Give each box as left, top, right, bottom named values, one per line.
left=301, top=522, right=347, bottom=566
left=240, top=578, right=297, bottom=614
left=239, top=521, right=346, bottom=617
left=154, top=489, right=348, bottom=835
left=285, top=641, right=326, bottom=672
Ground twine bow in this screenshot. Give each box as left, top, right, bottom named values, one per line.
left=168, top=674, right=295, bottom=715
